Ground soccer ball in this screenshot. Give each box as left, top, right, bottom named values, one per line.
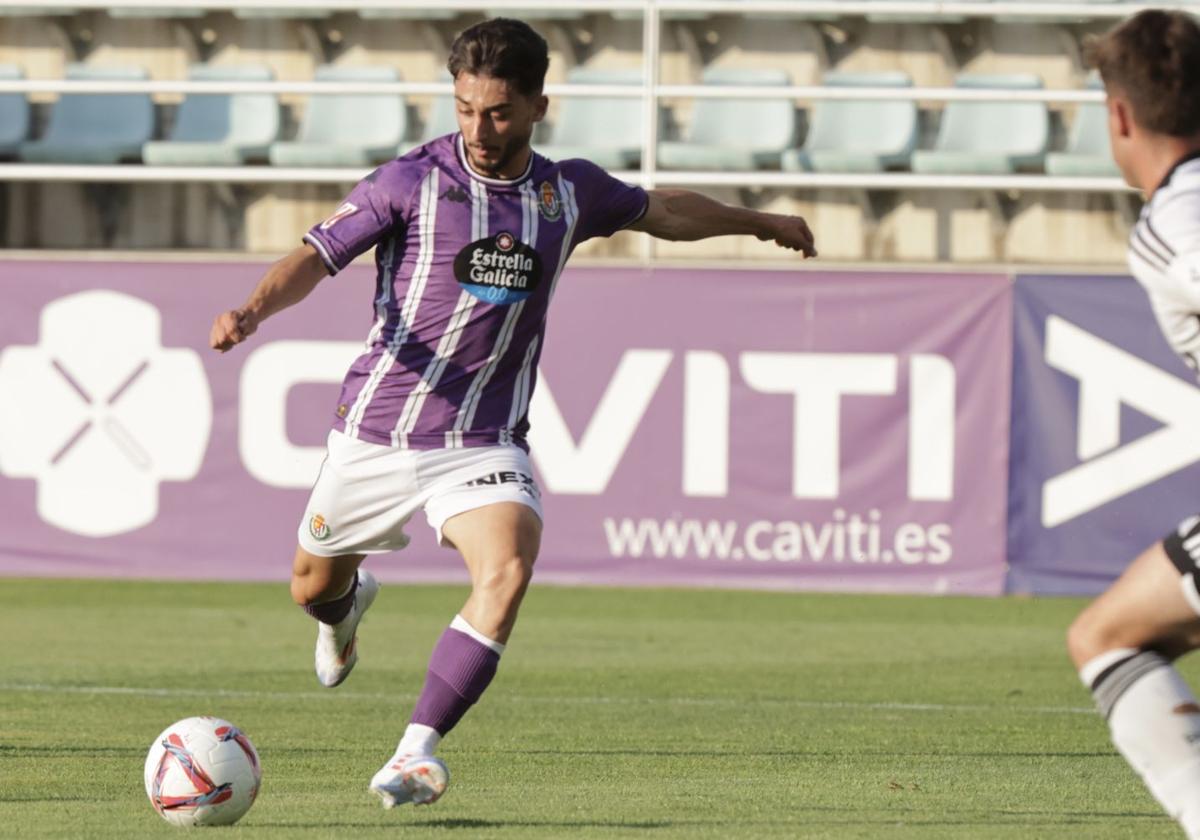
left=144, top=716, right=262, bottom=827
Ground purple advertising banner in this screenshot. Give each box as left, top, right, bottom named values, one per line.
left=0, top=259, right=1011, bottom=594
left=1007, top=273, right=1200, bottom=595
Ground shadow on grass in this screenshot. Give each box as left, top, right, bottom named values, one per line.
left=510, top=748, right=1117, bottom=759
left=250, top=819, right=674, bottom=830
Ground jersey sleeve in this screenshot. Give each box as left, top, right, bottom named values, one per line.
left=567, top=160, right=649, bottom=244
left=1135, top=207, right=1200, bottom=373
left=302, top=162, right=416, bottom=274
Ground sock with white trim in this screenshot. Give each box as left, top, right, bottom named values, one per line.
left=1082, top=648, right=1200, bottom=839
left=407, top=615, right=505, bottom=745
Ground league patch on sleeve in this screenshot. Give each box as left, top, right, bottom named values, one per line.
left=319, top=202, right=359, bottom=230
left=453, top=231, right=544, bottom=305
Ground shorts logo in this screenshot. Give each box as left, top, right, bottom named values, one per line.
left=538, top=180, right=563, bottom=222
left=336, top=404, right=348, bottom=419
left=309, top=514, right=332, bottom=541
left=464, top=470, right=541, bottom=500
left=319, top=202, right=358, bottom=230
left=453, top=232, right=544, bottom=306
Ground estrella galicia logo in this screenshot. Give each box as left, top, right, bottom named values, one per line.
left=453, top=231, right=544, bottom=305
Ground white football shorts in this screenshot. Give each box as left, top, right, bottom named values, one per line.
left=296, top=430, right=543, bottom=558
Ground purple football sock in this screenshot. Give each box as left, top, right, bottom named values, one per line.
left=410, top=627, right=501, bottom=736
left=301, top=574, right=357, bottom=624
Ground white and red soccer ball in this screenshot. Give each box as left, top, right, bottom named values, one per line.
left=144, top=716, right=261, bottom=827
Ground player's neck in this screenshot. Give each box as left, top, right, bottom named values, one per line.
left=1135, top=135, right=1200, bottom=197
left=467, top=145, right=533, bottom=182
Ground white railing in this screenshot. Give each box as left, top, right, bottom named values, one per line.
left=0, top=80, right=1108, bottom=103
left=0, top=164, right=1131, bottom=193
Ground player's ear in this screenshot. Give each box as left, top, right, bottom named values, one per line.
left=1110, top=96, right=1134, bottom=140
left=532, top=94, right=549, bottom=123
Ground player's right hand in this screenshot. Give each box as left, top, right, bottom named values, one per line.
left=210, top=308, right=258, bottom=353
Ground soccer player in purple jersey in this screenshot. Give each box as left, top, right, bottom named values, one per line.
left=210, top=17, right=816, bottom=809
left=1063, top=11, right=1200, bottom=839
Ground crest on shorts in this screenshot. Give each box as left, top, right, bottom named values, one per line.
left=537, top=180, right=562, bottom=222
left=309, top=514, right=331, bottom=541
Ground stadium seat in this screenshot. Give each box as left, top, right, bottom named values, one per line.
left=234, top=7, right=330, bottom=19
left=536, top=67, right=643, bottom=169
left=0, top=6, right=78, bottom=15
left=865, top=0, right=976, bottom=24
left=1045, top=79, right=1119, bottom=177
left=658, top=67, right=796, bottom=171
left=109, top=6, right=205, bottom=18
left=142, top=65, right=279, bottom=166
left=781, top=71, right=917, bottom=173
left=397, top=71, right=456, bottom=155
left=358, top=9, right=457, bottom=19
left=910, top=74, right=1049, bottom=174
left=0, top=65, right=30, bottom=157
left=269, top=65, right=406, bottom=167
left=18, top=64, right=154, bottom=164
left=486, top=8, right=585, bottom=19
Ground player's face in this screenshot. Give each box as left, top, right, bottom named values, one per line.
left=454, top=72, right=548, bottom=179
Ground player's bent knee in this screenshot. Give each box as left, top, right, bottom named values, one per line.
left=1066, top=610, right=1108, bottom=667
left=476, top=556, right=534, bottom=601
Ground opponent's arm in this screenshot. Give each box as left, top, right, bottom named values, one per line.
left=210, top=243, right=329, bottom=353
left=628, top=189, right=817, bottom=258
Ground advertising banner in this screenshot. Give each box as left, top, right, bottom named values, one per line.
left=1007, top=273, right=1200, bottom=595
left=0, top=260, right=1011, bottom=594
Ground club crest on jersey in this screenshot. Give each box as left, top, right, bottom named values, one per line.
left=454, top=231, right=544, bottom=305
left=319, top=202, right=358, bottom=230
left=309, top=514, right=331, bottom=541
left=537, top=180, right=563, bottom=222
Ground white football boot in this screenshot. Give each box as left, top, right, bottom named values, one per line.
left=369, top=754, right=450, bottom=809
left=314, top=569, right=379, bottom=688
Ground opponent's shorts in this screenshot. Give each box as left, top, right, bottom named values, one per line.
left=1161, top=514, right=1200, bottom=615
left=296, top=430, right=543, bottom=558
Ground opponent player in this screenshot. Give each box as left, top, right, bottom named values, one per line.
left=210, top=18, right=816, bottom=810
left=1064, top=10, right=1200, bottom=838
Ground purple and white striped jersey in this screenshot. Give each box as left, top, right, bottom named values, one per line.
left=303, top=133, right=648, bottom=451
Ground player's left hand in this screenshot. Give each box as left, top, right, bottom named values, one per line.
left=757, top=215, right=817, bottom=258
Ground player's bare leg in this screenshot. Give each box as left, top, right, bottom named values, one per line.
left=291, top=546, right=379, bottom=688
left=1068, top=540, right=1200, bottom=838
left=370, top=503, right=541, bottom=808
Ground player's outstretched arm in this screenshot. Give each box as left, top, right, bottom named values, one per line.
left=628, top=189, right=817, bottom=258
left=210, top=244, right=330, bottom=353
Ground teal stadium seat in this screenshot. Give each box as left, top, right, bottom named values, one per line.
left=658, top=67, right=796, bottom=171
left=0, top=6, right=78, bottom=15
left=398, top=75, right=458, bottom=155
left=1045, top=79, right=1119, bottom=177
left=536, top=67, right=643, bottom=169
left=911, top=74, right=1049, bottom=174
left=18, top=64, right=154, bottom=164
left=234, top=7, right=330, bottom=18
left=486, top=8, right=585, bottom=19
left=358, top=9, right=457, bottom=19
left=0, top=65, right=30, bottom=156
left=110, top=6, right=205, bottom=18
left=269, top=65, right=406, bottom=167
left=782, top=71, right=917, bottom=173
left=866, top=0, right=978, bottom=24
left=143, top=65, right=279, bottom=166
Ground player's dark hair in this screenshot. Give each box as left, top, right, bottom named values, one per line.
left=1085, top=9, right=1200, bottom=137
left=447, top=18, right=550, bottom=97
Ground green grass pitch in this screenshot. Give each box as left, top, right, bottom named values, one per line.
left=0, top=578, right=1185, bottom=838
